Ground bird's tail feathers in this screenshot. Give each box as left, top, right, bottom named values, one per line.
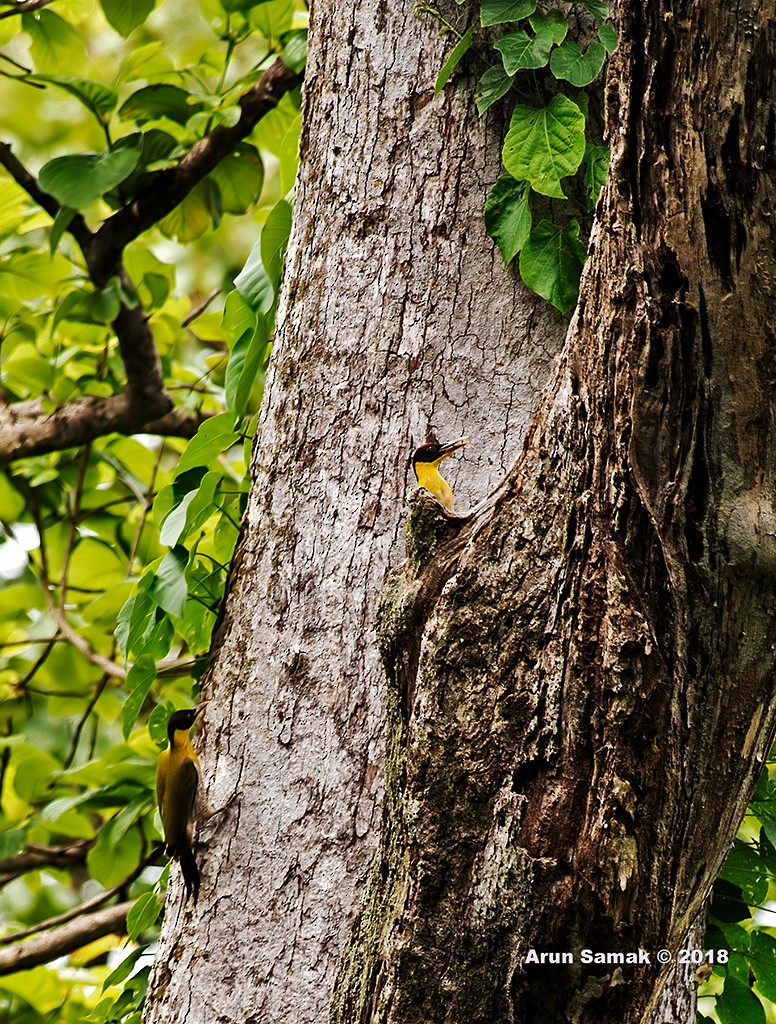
left=168, top=835, right=200, bottom=903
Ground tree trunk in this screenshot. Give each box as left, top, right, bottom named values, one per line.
left=329, top=1, right=776, bottom=1023
left=144, top=2, right=564, bottom=1022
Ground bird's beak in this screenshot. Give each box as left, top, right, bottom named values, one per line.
left=195, top=701, right=209, bottom=721
left=437, top=437, right=469, bottom=459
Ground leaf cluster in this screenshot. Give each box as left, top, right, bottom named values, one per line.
left=431, top=0, right=616, bottom=312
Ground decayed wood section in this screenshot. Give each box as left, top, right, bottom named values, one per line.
left=331, top=1, right=776, bottom=1022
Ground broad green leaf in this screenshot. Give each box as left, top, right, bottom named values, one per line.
left=146, top=548, right=188, bottom=617
left=53, top=284, right=121, bottom=330
left=475, top=64, right=514, bottom=115
left=87, top=816, right=143, bottom=887
left=711, top=879, right=751, bottom=923
left=122, top=656, right=157, bottom=738
left=176, top=412, right=240, bottom=474
left=260, top=199, right=293, bottom=293
left=29, top=74, right=118, bottom=122
left=480, top=0, right=536, bottom=26
left=0, top=828, right=25, bottom=859
left=279, top=114, right=301, bottom=194
left=434, top=26, right=474, bottom=96
left=222, top=290, right=256, bottom=349
left=485, top=175, right=531, bottom=264
left=49, top=205, right=76, bottom=255
left=119, top=84, right=203, bottom=125
left=209, top=148, right=264, bottom=214
left=503, top=95, right=586, bottom=198
left=584, top=142, right=609, bottom=209
left=100, top=0, right=155, bottom=37
left=159, top=180, right=213, bottom=241
left=575, top=0, right=609, bottom=20
left=495, top=28, right=553, bottom=74
left=715, top=976, right=766, bottom=1024
left=0, top=182, right=27, bottom=240
left=22, top=10, right=85, bottom=71
left=281, top=28, right=307, bottom=74
left=599, top=22, right=618, bottom=53
left=529, top=9, right=568, bottom=45
left=69, top=537, right=126, bottom=589
left=719, top=841, right=769, bottom=905
left=251, top=0, right=294, bottom=40
left=0, top=967, right=64, bottom=1013
left=519, top=219, right=587, bottom=313
left=550, top=39, right=607, bottom=86
left=103, top=948, right=145, bottom=991
left=751, top=931, right=776, bottom=1002
left=225, top=314, right=269, bottom=417
left=39, top=141, right=142, bottom=210
left=127, top=892, right=164, bottom=941
left=0, top=473, right=25, bottom=521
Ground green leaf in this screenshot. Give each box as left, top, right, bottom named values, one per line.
left=710, top=879, right=751, bottom=923
left=598, top=22, right=618, bottom=53
left=575, top=0, right=609, bottom=21
left=720, top=841, right=769, bottom=905
left=100, top=0, right=155, bottom=37
left=102, top=948, right=145, bottom=992
left=176, top=412, right=240, bottom=474
left=225, top=314, right=269, bottom=417
left=260, top=198, right=293, bottom=293
left=122, top=655, right=157, bottom=738
left=495, top=28, right=553, bottom=74
left=87, top=817, right=143, bottom=887
left=550, top=39, right=607, bottom=86
left=29, top=74, right=118, bottom=122
left=147, top=548, right=189, bottom=617
left=49, top=206, right=76, bottom=256
left=279, top=114, right=301, bottom=195
left=480, top=0, right=536, bottom=26
left=22, top=10, right=84, bottom=72
left=119, top=84, right=203, bottom=125
left=751, top=931, right=776, bottom=1002
left=584, top=142, right=609, bottom=209
left=715, top=976, right=766, bottom=1024
left=234, top=200, right=292, bottom=312
left=529, top=9, right=568, bottom=45
left=39, top=140, right=142, bottom=210
left=209, top=147, right=264, bottom=215
left=503, top=94, right=586, bottom=198
left=53, top=283, right=121, bottom=330
left=434, top=26, right=474, bottom=96
left=251, top=0, right=294, bottom=39
left=281, top=29, right=308, bottom=74
left=159, top=180, right=212, bottom=241
left=485, top=175, right=531, bottom=264
left=127, top=892, right=164, bottom=941
left=519, top=219, right=587, bottom=313
left=475, top=64, right=514, bottom=115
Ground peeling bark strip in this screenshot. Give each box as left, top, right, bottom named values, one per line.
left=331, top=2, right=776, bottom=1023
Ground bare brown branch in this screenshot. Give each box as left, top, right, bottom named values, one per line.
left=0, top=840, right=93, bottom=884
left=0, top=900, right=133, bottom=974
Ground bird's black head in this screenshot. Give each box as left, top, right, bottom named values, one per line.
left=411, top=437, right=469, bottom=470
left=167, top=708, right=199, bottom=742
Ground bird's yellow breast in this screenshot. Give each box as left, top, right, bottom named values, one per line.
left=414, top=459, right=454, bottom=512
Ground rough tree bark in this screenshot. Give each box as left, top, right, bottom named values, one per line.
left=145, top=0, right=776, bottom=1021
left=328, top=1, right=776, bottom=1023
left=144, top=2, right=564, bottom=1023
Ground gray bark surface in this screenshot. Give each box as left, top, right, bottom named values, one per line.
left=329, top=1, right=776, bottom=1022
left=144, top=2, right=563, bottom=1021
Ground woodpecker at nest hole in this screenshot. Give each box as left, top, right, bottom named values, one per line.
left=411, top=435, right=468, bottom=513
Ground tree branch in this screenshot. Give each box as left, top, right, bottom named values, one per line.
left=0, top=840, right=93, bottom=884
left=0, top=141, right=91, bottom=249
left=0, top=393, right=209, bottom=462
left=87, top=57, right=303, bottom=277
left=0, top=900, right=133, bottom=974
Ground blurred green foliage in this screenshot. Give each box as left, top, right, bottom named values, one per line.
left=0, top=0, right=303, bottom=1019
